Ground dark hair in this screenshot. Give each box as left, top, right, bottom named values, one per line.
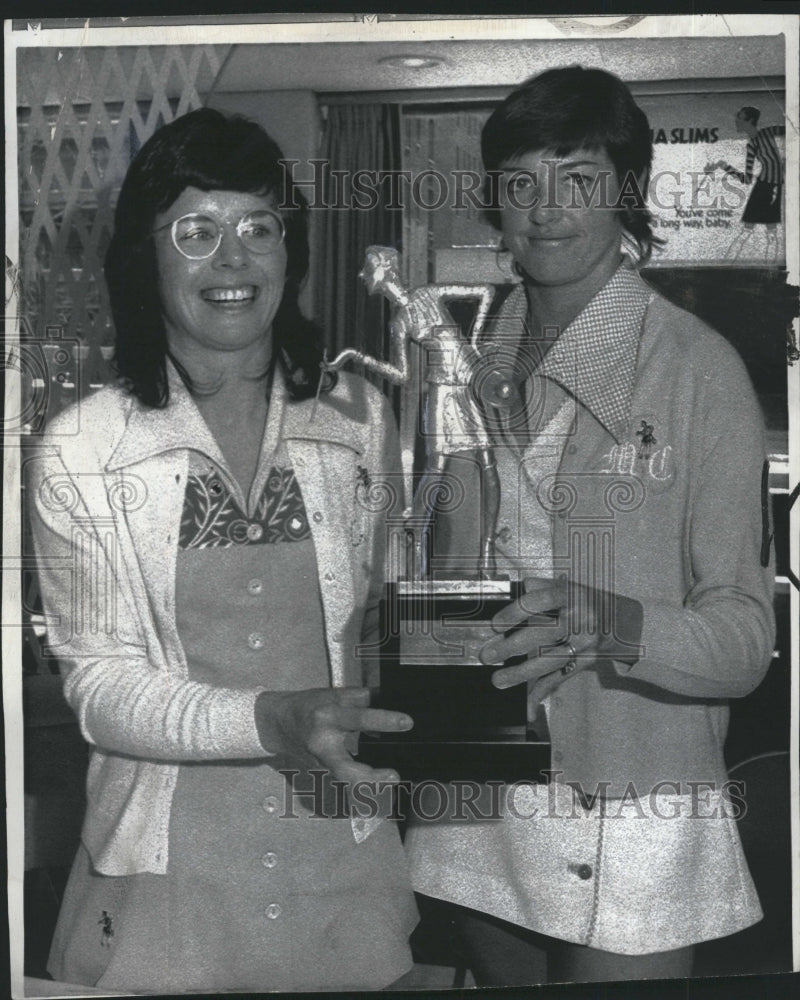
left=738, top=106, right=761, bottom=125
left=481, top=66, right=660, bottom=263
left=106, top=107, right=327, bottom=407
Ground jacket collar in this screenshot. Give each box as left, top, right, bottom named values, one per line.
left=489, top=265, right=653, bottom=442
left=106, top=362, right=368, bottom=472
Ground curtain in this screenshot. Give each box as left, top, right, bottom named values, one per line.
left=315, top=104, right=402, bottom=374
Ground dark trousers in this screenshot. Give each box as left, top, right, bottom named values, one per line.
left=415, top=894, right=694, bottom=987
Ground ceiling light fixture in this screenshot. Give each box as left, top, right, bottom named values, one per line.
left=378, top=54, right=445, bottom=70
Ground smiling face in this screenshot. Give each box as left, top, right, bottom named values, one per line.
left=499, top=147, right=624, bottom=312
left=153, top=187, right=287, bottom=363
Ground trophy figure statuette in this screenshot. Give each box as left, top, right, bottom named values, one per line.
left=323, top=245, right=504, bottom=580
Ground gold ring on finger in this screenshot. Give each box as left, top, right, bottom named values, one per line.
left=563, top=641, right=578, bottom=675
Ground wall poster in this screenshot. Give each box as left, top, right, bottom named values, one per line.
left=640, top=90, right=787, bottom=266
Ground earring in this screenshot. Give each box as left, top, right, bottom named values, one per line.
left=621, top=231, right=641, bottom=266
left=493, top=238, right=520, bottom=280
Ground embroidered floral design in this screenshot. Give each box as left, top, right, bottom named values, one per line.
left=179, top=467, right=310, bottom=548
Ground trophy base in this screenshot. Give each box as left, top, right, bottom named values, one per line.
left=362, top=579, right=551, bottom=781
left=357, top=732, right=551, bottom=782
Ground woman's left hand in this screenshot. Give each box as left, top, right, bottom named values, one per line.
left=479, top=576, right=601, bottom=702
left=255, top=687, right=412, bottom=786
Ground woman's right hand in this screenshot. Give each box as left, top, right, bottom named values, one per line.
left=254, top=687, right=412, bottom=786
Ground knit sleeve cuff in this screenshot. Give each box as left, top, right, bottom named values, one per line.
left=596, top=593, right=644, bottom=667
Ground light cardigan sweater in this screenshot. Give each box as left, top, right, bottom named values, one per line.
left=29, top=366, right=400, bottom=875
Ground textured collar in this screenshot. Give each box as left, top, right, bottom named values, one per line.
left=106, top=363, right=223, bottom=472
left=106, top=362, right=368, bottom=472
left=487, top=265, right=654, bottom=441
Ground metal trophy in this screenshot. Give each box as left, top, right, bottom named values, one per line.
left=324, top=246, right=550, bottom=780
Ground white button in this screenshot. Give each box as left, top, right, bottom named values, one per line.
left=247, top=523, right=264, bottom=541
left=265, top=903, right=281, bottom=919
left=324, top=571, right=335, bottom=582
left=248, top=632, right=265, bottom=650
left=261, top=852, right=277, bottom=869
left=247, top=578, right=263, bottom=596
left=262, top=796, right=279, bottom=814
left=312, top=511, right=323, bottom=523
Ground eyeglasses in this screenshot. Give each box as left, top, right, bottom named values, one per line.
left=154, top=210, right=286, bottom=260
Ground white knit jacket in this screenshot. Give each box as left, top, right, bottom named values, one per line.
left=29, top=366, right=400, bottom=874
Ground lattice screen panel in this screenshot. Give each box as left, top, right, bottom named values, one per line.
left=15, top=44, right=228, bottom=676
left=16, top=44, right=228, bottom=428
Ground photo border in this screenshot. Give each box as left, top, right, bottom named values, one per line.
left=4, top=10, right=799, bottom=999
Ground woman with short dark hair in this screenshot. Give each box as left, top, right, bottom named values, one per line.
left=32, top=107, right=417, bottom=993
left=480, top=65, right=657, bottom=262
left=405, top=66, right=773, bottom=985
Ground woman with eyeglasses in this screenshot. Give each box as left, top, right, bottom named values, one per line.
left=31, top=108, right=418, bottom=993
